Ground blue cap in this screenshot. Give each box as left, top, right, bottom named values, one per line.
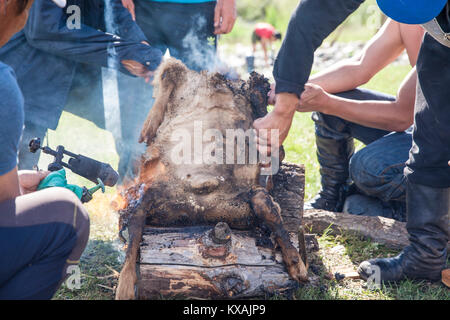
left=377, top=0, right=447, bottom=24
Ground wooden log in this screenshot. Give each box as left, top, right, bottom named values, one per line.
left=304, top=209, right=450, bottom=251
left=271, top=163, right=305, bottom=233
left=442, top=269, right=450, bottom=288
left=137, top=226, right=299, bottom=299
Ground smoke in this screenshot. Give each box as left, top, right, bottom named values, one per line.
left=181, top=15, right=219, bottom=72
left=102, top=0, right=122, bottom=143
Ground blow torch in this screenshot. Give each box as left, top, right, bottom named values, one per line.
left=29, top=137, right=119, bottom=203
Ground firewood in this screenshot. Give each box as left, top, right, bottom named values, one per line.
left=304, top=209, right=450, bottom=251
left=442, top=269, right=450, bottom=288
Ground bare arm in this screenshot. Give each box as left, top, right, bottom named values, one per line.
left=299, top=67, right=417, bottom=132
left=309, top=19, right=406, bottom=93
left=0, top=167, right=21, bottom=203
left=0, top=168, right=50, bottom=203
left=122, top=0, right=136, bottom=21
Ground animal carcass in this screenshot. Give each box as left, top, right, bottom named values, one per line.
left=115, top=58, right=308, bottom=300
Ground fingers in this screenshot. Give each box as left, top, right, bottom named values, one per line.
left=253, top=119, right=281, bottom=159
left=213, top=0, right=236, bottom=34
left=18, top=170, right=50, bottom=194
left=215, top=16, right=236, bottom=35
left=122, top=0, right=136, bottom=21
left=37, top=170, right=50, bottom=180
left=129, top=3, right=136, bottom=21
left=220, top=14, right=236, bottom=34
left=121, top=60, right=153, bottom=79
left=214, top=1, right=221, bottom=30
left=300, top=83, right=317, bottom=99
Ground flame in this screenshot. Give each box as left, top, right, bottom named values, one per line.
left=111, top=191, right=128, bottom=211
left=110, top=173, right=140, bottom=211
left=110, top=155, right=167, bottom=212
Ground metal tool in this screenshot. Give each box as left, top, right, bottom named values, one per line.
left=29, top=137, right=119, bottom=187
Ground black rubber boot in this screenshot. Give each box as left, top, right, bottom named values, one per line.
left=358, top=181, right=449, bottom=283
left=305, top=133, right=354, bottom=212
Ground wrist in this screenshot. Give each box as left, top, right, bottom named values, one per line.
left=317, top=92, right=334, bottom=115
left=274, top=93, right=299, bottom=117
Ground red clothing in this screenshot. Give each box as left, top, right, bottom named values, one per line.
left=254, top=23, right=276, bottom=39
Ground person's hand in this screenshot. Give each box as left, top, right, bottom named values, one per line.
left=214, top=0, right=237, bottom=35
left=18, top=170, right=50, bottom=194
left=121, top=60, right=154, bottom=83
left=121, top=0, right=135, bottom=21
left=253, top=92, right=299, bottom=156
left=297, top=83, right=330, bottom=113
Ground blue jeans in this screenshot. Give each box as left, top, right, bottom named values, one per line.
left=0, top=188, right=89, bottom=299
left=134, top=0, right=217, bottom=72
left=313, top=88, right=412, bottom=203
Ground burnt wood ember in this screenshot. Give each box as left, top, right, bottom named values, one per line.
left=115, top=58, right=307, bottom=300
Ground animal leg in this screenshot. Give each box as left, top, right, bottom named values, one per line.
left=115, top=207, right=147, bottom=300
left=139, top=58, right=187, bottom=145
left=139, top=82, right=174, bottom=145
left=250, top=186, right=308, bottom=283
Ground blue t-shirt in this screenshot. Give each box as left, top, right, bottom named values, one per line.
left=0, top=62, right=24, bottom=175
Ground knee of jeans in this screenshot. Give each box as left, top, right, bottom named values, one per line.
left=349, top=151, right=406, bottom=201
left=349, top=151, right=382, bottom=190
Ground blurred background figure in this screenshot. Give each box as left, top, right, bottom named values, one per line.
left=249, top=22, right=281, bottom=69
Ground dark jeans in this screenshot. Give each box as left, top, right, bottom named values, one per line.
left=313, top=88, right=412, bottom=203
left=134, top=0, right=217, bottom=71
left=405, top=34, right=450, bottom=187
left=0, top=188, right=89, bottom=299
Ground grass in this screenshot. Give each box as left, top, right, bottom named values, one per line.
left=293, top=229, right=450, bottom=300
left=223, top=0, right=382, bottom=48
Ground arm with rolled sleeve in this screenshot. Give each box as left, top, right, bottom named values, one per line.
left=274, top=0, right=366, bottom=97
left=23, top=0, right=162, bottom=75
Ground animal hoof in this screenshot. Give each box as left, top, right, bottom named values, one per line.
left=284, top=248, right=308, bottom=283
left=115, top=267, right=137, bottom=300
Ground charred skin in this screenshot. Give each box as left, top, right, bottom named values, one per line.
left=116, top=207, right=147, bottom=300
left=116, top=59, right=307, bottom=299
left=249, top=187, right=308, bottom=283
